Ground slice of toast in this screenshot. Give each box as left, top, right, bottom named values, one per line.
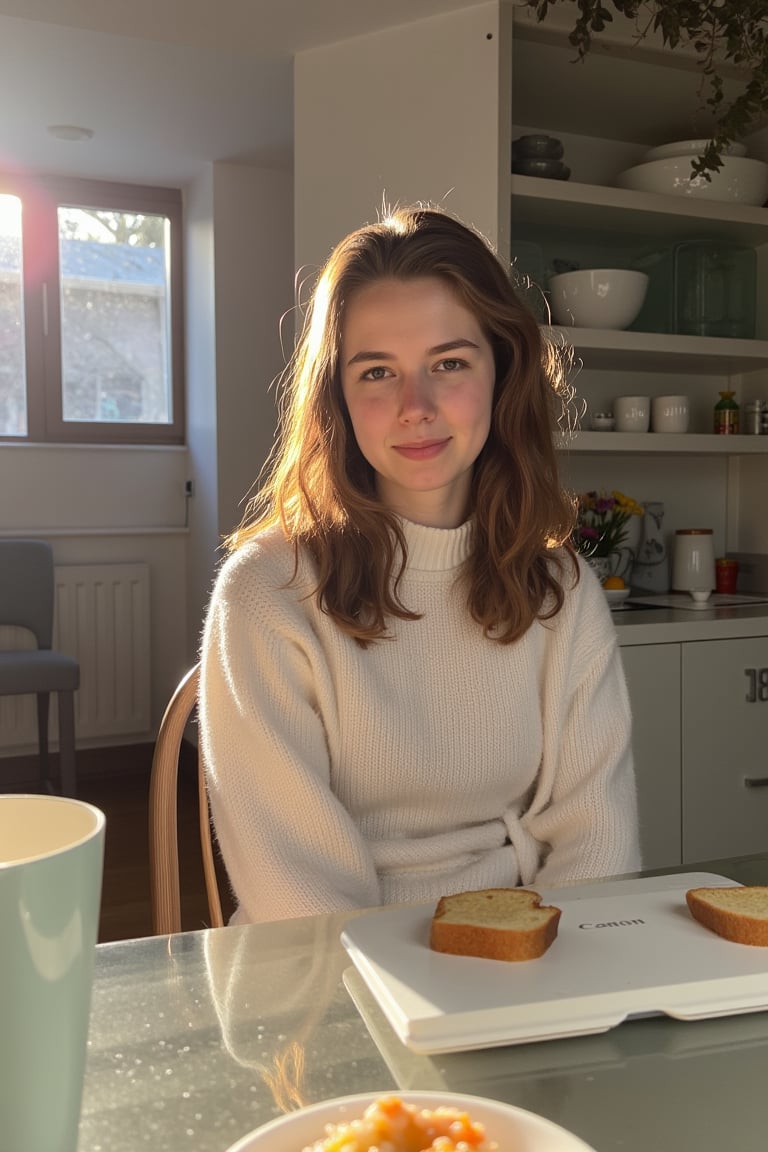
left=429, top=887, right=561, bottom=962
left=686, top=886, right=768, bottom=946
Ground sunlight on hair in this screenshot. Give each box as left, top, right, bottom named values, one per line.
left=303, top=271, right=332, bottom=368
left=295, top=262, right=319, bottom=313
left=278, top=306, right=298, bottom=371
left=544, top=331, right=584, bottom=444
left=379, top=207, right=408, bottom=234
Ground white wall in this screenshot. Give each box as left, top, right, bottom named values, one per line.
left=212, top=162, right=294, bottom=538
left=0, top=443, right=187, bottom=531
left=294, top=1, right=512, bottom=276
left=185, top=160, right=294, bottom=664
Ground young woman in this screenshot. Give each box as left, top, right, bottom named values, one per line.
left=199, top=206, right=640, bottom=925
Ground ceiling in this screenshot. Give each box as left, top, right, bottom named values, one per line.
left=0, top=0, right=490, bottom=187
left=2, top=2, right=765, bottom=189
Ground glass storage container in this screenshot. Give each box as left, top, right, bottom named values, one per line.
left=673, top=240, right=756, bottom=339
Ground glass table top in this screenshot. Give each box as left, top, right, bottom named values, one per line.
left=79, top=854, right=768, bottom=1151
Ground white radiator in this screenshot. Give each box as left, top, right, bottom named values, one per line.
left=0, top=562, right=151, bottom=752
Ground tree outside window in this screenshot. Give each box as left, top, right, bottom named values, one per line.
left=0, top=179, right=184, bottom=445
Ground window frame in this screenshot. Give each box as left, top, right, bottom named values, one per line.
left=0, top=175, right=185, bottom=445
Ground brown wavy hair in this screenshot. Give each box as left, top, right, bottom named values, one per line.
left=228, top=206, right=578, bottom=645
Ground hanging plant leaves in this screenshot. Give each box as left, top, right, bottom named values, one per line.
left=526, top=0, right=768, bottom=178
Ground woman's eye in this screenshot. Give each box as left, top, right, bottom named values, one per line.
left=360, top=365, right=391, bottom=381
left=436, top=358, right=466, bottom=373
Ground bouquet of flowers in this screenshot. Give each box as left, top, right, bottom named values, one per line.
left=573, top=490, right=644, bottom=558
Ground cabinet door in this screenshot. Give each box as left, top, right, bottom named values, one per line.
left=682, top=637, right=768, bottom=862
left=620, top=644, right=682, bottom=869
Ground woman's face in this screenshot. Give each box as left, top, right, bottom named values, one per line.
left=340, top=276, right=495, bottom=528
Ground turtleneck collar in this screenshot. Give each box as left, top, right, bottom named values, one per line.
left=399, top=517, right=473, bottom=572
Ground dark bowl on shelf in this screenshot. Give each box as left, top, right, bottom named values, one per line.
left=512, top=157, right=571, bottom=180
left=512, top=134, right=564, bottom=160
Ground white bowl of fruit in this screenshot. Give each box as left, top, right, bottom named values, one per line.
left=602, top=575, right=631, bottom=607
left=224, top=1091, right=597, bottom=1152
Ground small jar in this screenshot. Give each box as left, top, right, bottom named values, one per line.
left=715, top=557, right=739, bottom=594
left=744, top=399, right=763, bottom=435
left=714, top=390, right=739, bottom=434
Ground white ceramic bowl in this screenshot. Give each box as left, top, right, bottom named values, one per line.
left=642, top=138, right=747, bottom=163
left=652, top=394, right=690, bottom=433
left=548, top=269, right=648, bottom=330
left=224, top=1091, right=597, bottom=1152
left=616, top=155, right=768, bottom=205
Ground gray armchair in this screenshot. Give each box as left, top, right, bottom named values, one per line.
left=0, top=540, right=80, bottom=795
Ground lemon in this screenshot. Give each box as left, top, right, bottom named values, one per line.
left=603, top=575, right=626, bottom=590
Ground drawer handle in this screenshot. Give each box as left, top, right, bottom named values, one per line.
left=744, top=777, right=768, bottom=788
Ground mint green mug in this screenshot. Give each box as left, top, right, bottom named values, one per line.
left=0, top=795, right=105, bottom=1152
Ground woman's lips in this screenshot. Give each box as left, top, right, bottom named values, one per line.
left=393, top=438, right=450, bottom=461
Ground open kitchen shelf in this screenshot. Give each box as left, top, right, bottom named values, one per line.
left=512, top=175, right=768, bottom=246
left=513, top=177, right=768, bottom=378
left=510, top=16, right=768, bottom=463
left=543, top=326, right=768, bottom=376
left=558, top=432, right=768, bottom=455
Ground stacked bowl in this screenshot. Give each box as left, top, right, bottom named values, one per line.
left=512, top=134, right=570, bottom=180
left=616, top=139, right=768, bottom=206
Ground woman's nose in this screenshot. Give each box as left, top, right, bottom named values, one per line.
left=398, top=372, right=436, bottom=423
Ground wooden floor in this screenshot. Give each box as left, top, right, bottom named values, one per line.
left=2, top=743, right=235, bottom=942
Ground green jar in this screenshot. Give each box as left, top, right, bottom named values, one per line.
left=714, top=390, right=739, bottom=435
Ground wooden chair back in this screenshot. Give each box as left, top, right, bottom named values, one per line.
left=148, top=662, right=224, bottom=934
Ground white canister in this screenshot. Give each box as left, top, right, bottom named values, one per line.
left=652, top=394, right=690, bottom=433
left=672, top=529, right=715, bottom=601
left=614, top=395, right=650, bottom=432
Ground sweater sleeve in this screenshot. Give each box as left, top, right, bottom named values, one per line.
left=199, top=542, right=382, bottom=924
left=523, top=563, right=642, bottom=886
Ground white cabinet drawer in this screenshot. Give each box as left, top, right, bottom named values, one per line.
left=682, top=637, right=768, bottom=862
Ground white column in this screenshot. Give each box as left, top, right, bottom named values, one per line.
left=294, top=1, right=512, bottom=279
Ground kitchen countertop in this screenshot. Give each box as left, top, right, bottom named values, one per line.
left=612, top=600, right=768, bottom=644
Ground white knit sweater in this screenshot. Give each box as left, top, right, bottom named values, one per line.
left=199, top=518, right=640, bottom=924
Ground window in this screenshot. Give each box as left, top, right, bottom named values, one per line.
left=0, top=177, right=183, bottom=444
